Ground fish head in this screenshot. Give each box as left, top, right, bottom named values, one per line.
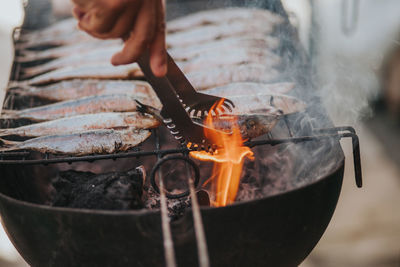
left=236, top=108, right=283, bottom=139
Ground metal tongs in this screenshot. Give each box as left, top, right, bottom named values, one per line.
left=137, top=50, right=234, bottom=149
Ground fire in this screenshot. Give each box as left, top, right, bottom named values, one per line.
left=190, top=100, right=254, bottom=207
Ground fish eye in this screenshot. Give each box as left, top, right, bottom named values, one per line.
left=247, top=120, right=256, bottom=128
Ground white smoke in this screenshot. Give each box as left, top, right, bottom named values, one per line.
left=309, top=0, right=400, bottom=125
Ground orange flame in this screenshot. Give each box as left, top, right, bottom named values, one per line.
left=190, top=100, right=254, bottom=207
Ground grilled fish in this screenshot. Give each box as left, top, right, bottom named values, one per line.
left=11, top=79, right=156, bottom=102
left=18, top=35, right=279, bottom=63
left=17, top=11, right=277, bottom=51
left=177, top=47, right=281, bottom=73
left=0, top=128, right=151, bottom=156
left=228, top=94, right=307, bottom=115
left=166, top=21, right=274, bottom=48
left=16, top=30, right=95, bottom=50
left=24, top=45, right=280, bottom=78
left=1, top=94, right=161, bottom=122
left=168, top=8, right=284, bottom=33
left=169, top=35, right=280, bottom=61
left=22, top=47, right=120, bottom=77
left=18, top=18, right=78, bottom=42
left=24, top=45, right=280, bottom=77
left=203, top=82, right=295, bottom=97
left=16, top=40, right=121, bottom=63
left=0, top=112, right=159, bottom=138
left=186, top=64, right=280, bottom=90
left=136, top=101, right=282, bottom=140
left=192, top=113, right=282, bottom=140
left=11, top=63, right=143, bottom=86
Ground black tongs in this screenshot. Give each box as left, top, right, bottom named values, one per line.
left=137, top=50, right=234, bottom=149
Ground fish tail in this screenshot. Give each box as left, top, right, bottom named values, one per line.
left=0, top=109, right=18, bottom=119
left=0, top=138, right=19, bottom=149
left=0, top=129, right=11, bottom=137
left=7, top=86, right=30, bottom=95
left=22, top=66, right=42, bottom=78
left=14, top=51, right=40, bottom=63
left=7, top=81, right=29, bottom=89
left=135, top=100, right=164, bottom=122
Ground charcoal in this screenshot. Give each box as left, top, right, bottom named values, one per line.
left=144, top=187, right=192, bottom=221
left=52, top=167, right=144, bottom=210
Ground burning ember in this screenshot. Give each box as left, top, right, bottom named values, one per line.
left=190, top=100, right=254, bottom=207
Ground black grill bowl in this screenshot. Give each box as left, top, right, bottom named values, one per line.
left=0, top=159, right=344, bottom=267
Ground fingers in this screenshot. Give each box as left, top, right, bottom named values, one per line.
left=73, top=0, right=126, bottom=37
left=94, top=1, right=142, bottom=39
left=149, top=0, right=167, bottom=77
left=111, top=0, right=157, bottom=66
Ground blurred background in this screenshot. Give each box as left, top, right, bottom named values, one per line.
left=0, top=0, right=399, bottom=266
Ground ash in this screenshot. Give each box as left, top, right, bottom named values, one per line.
left=143, top=187, right=192, bottom=221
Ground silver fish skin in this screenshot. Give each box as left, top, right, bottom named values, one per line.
left=12, top=79, right=156, bottom=102
left=177, top=47, right=281, bottom=73
left=0, top=112, right=159, bottom=138
left=16, top=40, right=122, bottom=63
left=169, top=35, right=280, bottom=61
left=168, top=8, right=284, bottom=33
left=166, top=21, right=274, bottom=48
left=18, top=18, right=78, bottom=41
left=23, top=47, right=121, bottom=77
left=12, top=63, right=143, bottom=86
left=0, top=128, right=151, bottom=156
left=202, top=82, right=295, bottom=97
left=1, top=94, right=162, bottom=122
left=24, top=46, right=280, bottom=77
left=16, top=30, right=95, bottom=50
left=186, top=64, right=280, bottom=91
left=228, top=94, right=307, bottom=115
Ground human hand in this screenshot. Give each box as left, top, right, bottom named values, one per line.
left=71, top=0, right=167, bottom=77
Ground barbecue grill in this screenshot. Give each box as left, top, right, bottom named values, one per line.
left=0, top=1, right=362, bottom=266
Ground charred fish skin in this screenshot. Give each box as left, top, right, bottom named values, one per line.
left=12, top=79, right=156, bottom=102
left=0, top=128, right=151, bottom=156
left=0, top=112, right=159, bottom=138
left=192, top=113, right=282, bottom=140
left=1, top=94, right=162, bottom=122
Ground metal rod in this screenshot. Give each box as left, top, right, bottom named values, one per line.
left=158, top=170, right=177, bottom=267
left=0, top=147, right=188, bottom=165
left=185, top=157, right=210, bottom=267
left=154, top=129, right=177, bottom=267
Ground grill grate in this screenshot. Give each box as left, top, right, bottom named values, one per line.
left=0, top=2, right=363, bottom=267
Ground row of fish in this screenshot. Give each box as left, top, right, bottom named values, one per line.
left=14, top=8, right=284, bottom=89
left=1, top=82, right=304, bottom=154
left=17, top=8, right=283, bottom=48
left=1, top=8, right=306, bottom=156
